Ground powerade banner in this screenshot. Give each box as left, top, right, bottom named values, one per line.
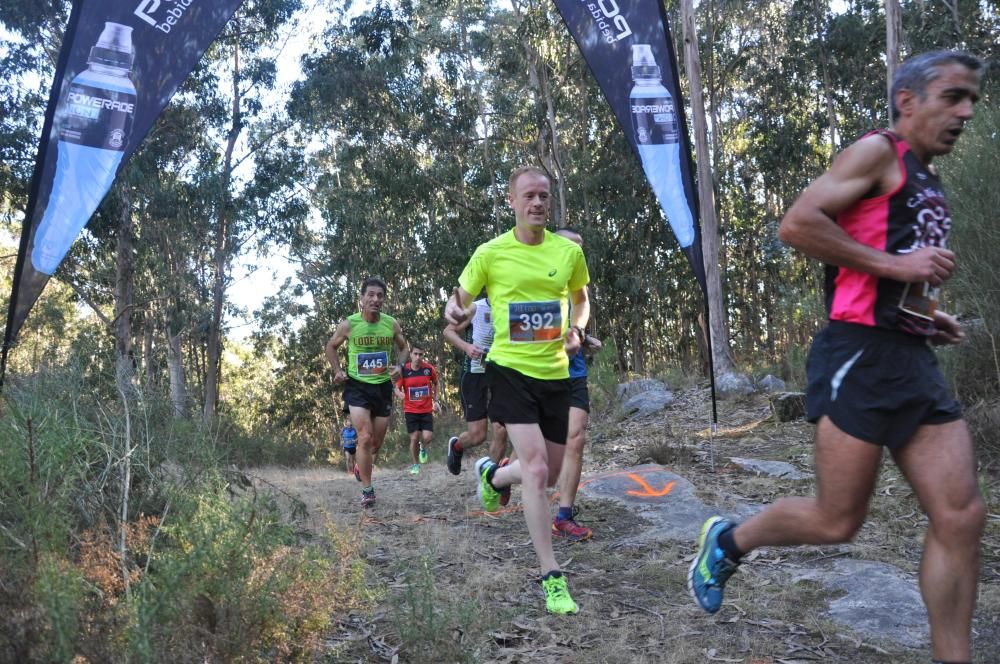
left=2, top=0, right=244, bottom=370
left=551, top=0, right=706, bottom=293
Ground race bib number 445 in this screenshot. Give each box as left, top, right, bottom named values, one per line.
left=509, top=301, right=562, bottom=343
left=357, top=351, right=389, bottom=375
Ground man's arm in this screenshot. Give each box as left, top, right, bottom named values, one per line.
left=443, top=302, right=484, bottom=361
left=565, top=286, right=590, bottom=355
left=778, top=136, right=955, bottom=286
left=390, top=320, right=408, bottom=382
left=325, top=320, right=351, bottom=385
left=444, top=287, right=474, bottom=325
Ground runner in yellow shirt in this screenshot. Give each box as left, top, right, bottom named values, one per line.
left=445, top=166, right=590, bottom=614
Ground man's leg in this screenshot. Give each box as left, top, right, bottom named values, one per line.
left=488, top=422, right=508, bottom=462
left=409, top=430, right=420, bottom=465
left=490, top=427, right=565, bottom=573
left=370, top=415, right=390, bottom=461
left=891, top=419, right=984, bottom=662
left=420, top=429, right=432, bottom=463
left=553, top=406, right=590, bottom=540
left=459, top=419, right=488, bottom=449
left=350, top=406, right=376, bottom=486
left=691, top=417, right=882, bottom=614
left=733, top=417, right=882, bottom=551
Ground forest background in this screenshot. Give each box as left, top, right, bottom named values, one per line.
left=1, top=0, right=998, bottom=660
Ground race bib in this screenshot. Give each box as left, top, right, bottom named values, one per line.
left=508, top=301, right=562, bottom=343
left=356, top=351, right=389, bottom=375
left=408, top=386, right=430, bottom=401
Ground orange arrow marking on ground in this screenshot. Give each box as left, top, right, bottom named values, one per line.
left=625, top=473, right=675, bottom=498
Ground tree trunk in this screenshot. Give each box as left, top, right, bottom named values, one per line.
left=681, top=0, right=737, bottom=377
left=167, top=326, right=187, bottom=418
left=510, top=0, right=567, bottom=224
left=815, top=0, right=840, bottom=152
left=203, top=35, right=242, bottom=420
left=114, top=189, right=136, bottom=389
left=885, top=0, right=902, bottom=128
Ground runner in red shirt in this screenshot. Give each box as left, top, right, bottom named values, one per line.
left=393, top=342, right=441, bottom=474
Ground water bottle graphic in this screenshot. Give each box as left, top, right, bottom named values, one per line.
left=31, top=22, right=137, bottom=275
left=630, top=44, right=695, bottom=248
left=342, top=424, right=357, bottom=453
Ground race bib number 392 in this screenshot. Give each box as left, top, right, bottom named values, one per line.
left=508, top=301, right=562, bottom=343
left=357, top=351, right=388, bottom=375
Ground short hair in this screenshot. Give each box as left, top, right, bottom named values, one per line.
left=508, top=165, right=551, bottom=194
left=360, top=276, right=387, bottom=296
left=409, top=341, right=426, bottom=352
left=890, top=50, right=983, bottom=121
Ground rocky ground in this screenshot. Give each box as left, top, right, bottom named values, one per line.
left=252, top=383, right=1000, bottom=663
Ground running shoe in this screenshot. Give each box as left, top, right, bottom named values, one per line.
left=497, top=457, right=512, bottom=507
left=360, top=489, right=376, bottom=508
left=353, top=464, right=361, bottom=482
left=410, top=463, right=420, bottom=475
left=688, top=516, right=739, bottom=614
left=447, top=436, right=463, bottom=475
left=474, top=457, right=500, bottom=512
left=552, top=516, right=592, bottom=541
left=541, top=573, right=578, bottom=614
left=419, top=446, right=429, bottom=464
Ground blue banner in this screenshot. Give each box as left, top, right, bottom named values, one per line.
left=3, top=0, right=244, bottom=371
left=551, top=0, right=706, bottom=293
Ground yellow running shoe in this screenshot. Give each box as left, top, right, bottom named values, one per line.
left=541, top=572, right=578, bottom=614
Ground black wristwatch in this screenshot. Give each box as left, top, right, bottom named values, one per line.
left=572, top=326, right=587, bottom=343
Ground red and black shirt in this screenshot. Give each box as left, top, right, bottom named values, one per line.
left=395, top=361, right=438, bottom=414
left=826, top=129, right=950, bottom=337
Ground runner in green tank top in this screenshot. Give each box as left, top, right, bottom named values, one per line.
left=326, top=277, right=409, bottom=507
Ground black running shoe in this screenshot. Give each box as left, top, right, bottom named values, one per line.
left=447, top=436, right=463, bottom=475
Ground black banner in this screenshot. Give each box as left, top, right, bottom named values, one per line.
left=551, top=0, right=706, bottom=293
left=2, top=0, right=244, bottom=374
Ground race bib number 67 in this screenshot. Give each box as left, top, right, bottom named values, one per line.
left=357, top=351, right=389, bottom=375
left=509, top=301, right=562, bottom=343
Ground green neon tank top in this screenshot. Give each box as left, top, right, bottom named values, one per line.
left=346, top=312, right=396, bottom=384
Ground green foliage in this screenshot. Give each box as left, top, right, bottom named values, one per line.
left=0, top=365, right=366, bottom=661
left=389, top=552, right=506, bottom=663
left=941, top=102, right=1000, bottom=456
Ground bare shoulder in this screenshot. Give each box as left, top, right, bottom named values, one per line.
left=827, top=133, right=898, bottom=188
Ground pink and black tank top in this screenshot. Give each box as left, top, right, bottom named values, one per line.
left=826, top=130, right=950, bottom=337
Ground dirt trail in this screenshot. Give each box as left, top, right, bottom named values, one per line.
left=253, top=388, right=1000, bottom=663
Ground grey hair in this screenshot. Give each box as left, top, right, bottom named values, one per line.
left=890, top=50, right=983, bottom=121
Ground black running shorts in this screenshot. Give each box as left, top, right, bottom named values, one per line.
left=805, top=321, right=962, bottom=449
left=486, top=362, right=570, bottom=445
left=569, top=377, right=590, bottom=413
left=343, top=378, right=393, bottom=418
left=404, top=411, right=434, bottom=433
left=460, top=371, right=490, bottom=422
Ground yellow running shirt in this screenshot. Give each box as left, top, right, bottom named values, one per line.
left=458, top=229, right=589, bottom=380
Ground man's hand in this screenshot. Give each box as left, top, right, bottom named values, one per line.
left=445, top=287, right=472, bottom=325
left=464, top=343, right=485, bottom=361
left=433, top=400, right=442, bottom=414
left=564, top=326, right=582, bottom=356
left=583, top=335, right=603, bottom=351
left=931, top=310, right=964, bottom=346
left=889, top=246, right=956, bottom=286
left=333, top=370, right=347, bottom=385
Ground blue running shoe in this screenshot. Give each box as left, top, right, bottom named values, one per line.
left=688, top=516, right=739, bottom=614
